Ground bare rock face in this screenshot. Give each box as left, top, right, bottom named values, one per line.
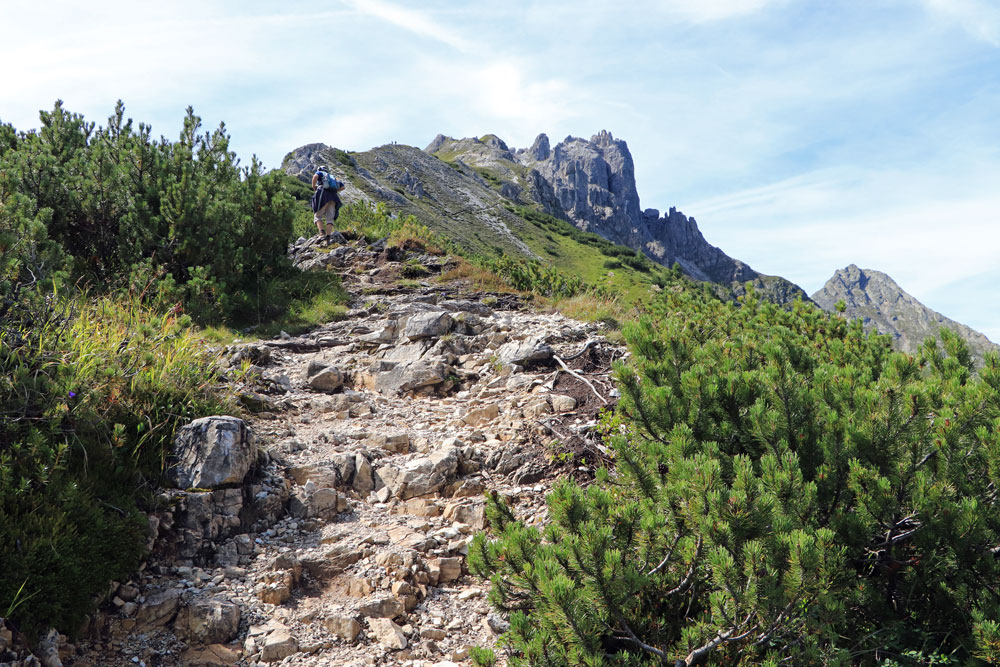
left=525, top=131, right=642, bottom=245
left=167, top=416, right=255, bottom=489
left=419, top=130, right=808, bottom=301
left=518, top=131, right=768, bottom=286
left=812, top=264, right=998, bottom=362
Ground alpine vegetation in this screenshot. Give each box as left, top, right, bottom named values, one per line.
left=470, top=287, right=1000, bottom=665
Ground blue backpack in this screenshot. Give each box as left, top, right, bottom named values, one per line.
left=317, top=170, right=341, bottom=190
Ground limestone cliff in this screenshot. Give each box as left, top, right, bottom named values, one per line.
left=427, top=131, right=806, bottom=301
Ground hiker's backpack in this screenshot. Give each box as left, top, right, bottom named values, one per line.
left=317, top=170, right=341, bottom=190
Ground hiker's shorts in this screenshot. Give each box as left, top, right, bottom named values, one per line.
left=314, top=201, right=339, bottom=225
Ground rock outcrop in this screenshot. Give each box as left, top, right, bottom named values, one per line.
left=812, top=264, right=998, bottom=363
left=428, top=131, right=807, bottom=299
left=283, top=132, right=810, bottom=304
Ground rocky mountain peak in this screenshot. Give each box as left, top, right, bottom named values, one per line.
left=424, top=133, right=448, bottom=154
left=525, top=133, right=550, bottom=161
left=812, top=265, right=997, bottom=361
left=590, top=129, right=619, bottom=148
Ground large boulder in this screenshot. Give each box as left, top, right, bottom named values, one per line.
left=403, top=311, right=454, bottom=341
left=497, top=338, right=553, bottom=366
left=167, top=416, right=255, bottom=489
left=374, top=360, right=450, bottom=395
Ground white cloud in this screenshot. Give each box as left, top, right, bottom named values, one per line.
left=340, top=0, right=476, bottom=53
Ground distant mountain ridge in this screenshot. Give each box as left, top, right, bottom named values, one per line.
left=812, top=264, right=998, bottom=362
left=283, top=131, right=808, bottom=304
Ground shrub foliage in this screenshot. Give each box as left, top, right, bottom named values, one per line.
left=0, top=101, right=269, bottom=635
left=470, top=287, right=1000, bottom=665
left=0, top=100, right=297, bottom=324
left=0, top=292, right=235, bottom=635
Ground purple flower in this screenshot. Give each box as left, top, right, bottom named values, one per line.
left=68, top=392, right=76, bottom=398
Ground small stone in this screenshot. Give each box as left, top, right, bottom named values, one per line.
left=368, top=618, right=408, bottom=650
left=391, top=581, right=415, bottom=596
left=324, top=615, right=362, bottom=642
left=550, top=394, right=577, bottom=412
left=442, top=502, right=485, bottom=529
left=117, top=584, right=140, bottom=602
left=344, top=577, right=373, bottom=597
left=485, top=612, right=510, bottom=634
left=174, top=596, right=241, bottom=644
left=369, top=433, right=410, bottom=454
left=258, top=583, right=291, bottom=606
left=260, top=628, right=298, bottom=662
left=305, top=362, right=344, bottom=393
left=432, top=557, right=463, bottom=583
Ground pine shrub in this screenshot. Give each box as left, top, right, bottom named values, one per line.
left=470, top=287, right=1000, bottom=665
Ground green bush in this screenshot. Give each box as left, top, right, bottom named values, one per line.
left=0, top=292, right=235, bottom=636
left=471, top=287, right=1000, bottom=665
left=0, top=101, right=298, bottom=325
left=477, top=256, right=586, bottom=299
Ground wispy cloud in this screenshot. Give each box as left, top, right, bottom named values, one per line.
left=339, top=0, right=476, bottom=53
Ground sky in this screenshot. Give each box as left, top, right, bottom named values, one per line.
left=2, top=1, right=998, bottom=340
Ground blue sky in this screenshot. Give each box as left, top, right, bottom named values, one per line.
left=2, top=1, right=998, bottom=340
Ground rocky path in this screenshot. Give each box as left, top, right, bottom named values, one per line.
left=37, top=238, right=624, bottom=667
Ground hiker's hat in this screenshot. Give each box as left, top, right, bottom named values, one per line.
left=318, top=165, right=329, bottom=172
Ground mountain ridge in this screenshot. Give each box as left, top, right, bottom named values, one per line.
left=812, top=264, right=998, bottom=362
left=284, top=131, right=810, bottom=305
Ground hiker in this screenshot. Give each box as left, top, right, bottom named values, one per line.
left=311, top=166, right=345, bottom=242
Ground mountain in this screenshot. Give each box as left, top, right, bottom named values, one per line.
left=812, top=264, right=998, bottom=361
left=430, top=131, right=759, bottom=284
left=283, top=132, right=809, bottom=304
